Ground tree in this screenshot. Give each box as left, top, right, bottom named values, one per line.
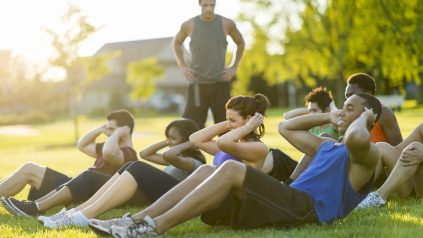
left=238, top=0, right=423, bottom=105
left=126, top=57, right=164, bottom=100
left=45, top=3, right=99, bottom=142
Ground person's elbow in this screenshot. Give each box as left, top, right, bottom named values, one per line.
left=103, top=149, right=124, bottom=166
left=189, top=134, right=201, bottom=148
left=278, top=121, right=289, bottom=138
left=76, top=139, right=85, bottom=152
left=163, top=151, right=178, bottom=164
left=216, top=137, right=232, bottom=152
left=345, top=129, right=370, bottom=151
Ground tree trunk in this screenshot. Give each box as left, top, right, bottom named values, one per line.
left=335, top=72, right=346, bottom=107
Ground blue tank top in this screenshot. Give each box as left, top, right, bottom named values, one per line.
left=213, top=151, right=242, bottom=166
left=290, top=141, right=372, bottom=223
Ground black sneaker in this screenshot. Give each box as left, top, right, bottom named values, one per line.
left=1, top=197, right=40, bottom=217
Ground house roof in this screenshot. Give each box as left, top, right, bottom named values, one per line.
left=94, top=37, right=189, bottom=63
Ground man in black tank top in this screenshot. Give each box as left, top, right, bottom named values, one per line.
left=173, top=0, right=245, bottom=128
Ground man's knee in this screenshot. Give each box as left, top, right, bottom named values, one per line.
left=20, top=162, right=46, bottom=177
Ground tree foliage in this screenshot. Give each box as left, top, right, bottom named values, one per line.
left=45, top=3, right=99, bottom=141
left=238, top=0, right=423, bottom=103
left=127, top=58, right=164, bottom=100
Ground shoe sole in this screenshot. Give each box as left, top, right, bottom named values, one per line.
left=88, top=222, right=112, bottom=237
left=1, top=197, right=24, bottom=217
left=1, top=197, right=31, bottom=217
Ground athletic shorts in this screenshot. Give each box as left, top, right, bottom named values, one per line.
left=201, top=166, right=318, bottom=228
left=122, top=161, right=180, bottom=203
left=27, top=167, right=71, bottom=201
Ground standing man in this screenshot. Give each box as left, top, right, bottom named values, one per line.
left=173, top=0, right=245, bottom=128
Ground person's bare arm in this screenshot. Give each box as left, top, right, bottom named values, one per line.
left=217, top=113, right=268, bottom=163
left=102, top=126, right=131, bottom=166
left=77, top=125, right=105, bottom=158
left=172, top=19, right=194, bottom=82
left=283, top=108, right=309, bottom=120
left=163, top=142, right=201, bottom=172
left=278, top=112, right=336, bottom=157
left=289, top=154, right=313, bottom=181
left=345, top=109, right=380, bottom=190
left=398, top=142, right=423, bottom=166
left=189, top=122, right=228, bottom=155
left=379, top=105, right=403, bottom=146
left=139, top=140, right=170, bottom=166
left=223, top=18, right=245, bottom=81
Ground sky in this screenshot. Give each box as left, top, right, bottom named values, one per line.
left=0, top=0, right=246, bottom=65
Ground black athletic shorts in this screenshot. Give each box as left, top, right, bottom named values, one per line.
left=201, top=166, right=318, bottom=228
left=122, top=161, right=180, bottom=203
left=27, top=167, right=71, bottom=201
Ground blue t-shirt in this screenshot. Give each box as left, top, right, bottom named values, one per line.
left=290, top=141, right=372, bottom=223
left=213, top=151, right=242, bottom=166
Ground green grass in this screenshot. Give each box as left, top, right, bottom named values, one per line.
left=1, top=105, right=423, bottom=237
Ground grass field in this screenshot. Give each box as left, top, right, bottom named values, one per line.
left=1, top=105, right=423, bottom=237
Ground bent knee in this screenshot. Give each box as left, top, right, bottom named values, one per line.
left=218, top=161, right=246, bottom=178
left=20, top=162, right=46, bottom=175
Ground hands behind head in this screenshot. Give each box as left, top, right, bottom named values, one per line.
left=399, top=142, right=423, bottom=166
left=362, top=107, right=377, bottom=127
left=244, top=112, right=264, bottom=132
left=328, top=110, right=340, bottom=125
left=115, top=126, right=131, bottom=137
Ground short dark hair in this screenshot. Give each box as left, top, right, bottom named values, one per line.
left=165, top=118, right=200, bottom=142
left=347, top=73, right=376, bottom=95
left=106, top=110, right=135, bottom=134
left=355, top=93, right=382, bottom=123
left=304, top=87, right=334, bottom=111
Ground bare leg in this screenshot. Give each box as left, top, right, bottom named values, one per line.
left=373, top=158, right=384, bottom=183
left=37, top=187, right=73, bottom=212
left=131, top=165, right=216, bottom=221
left=379, top=147, right=413, bottom=197
left=79, top=172, right=138, bottom=219
left=35, top=190, right=59, bottom=203
left=0, top=162, right=46, bottom=197
left=411, top=165, right=423, bottom=196
left=75, top=173, right=120, bottom=211
left=377, top=160, right=418, bottom=200
left=154, top=161, right=247, bottom=234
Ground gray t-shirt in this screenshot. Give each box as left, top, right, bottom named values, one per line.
left=164, top=159, right=203, bottom=181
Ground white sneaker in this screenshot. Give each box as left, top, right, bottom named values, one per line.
left=44, top=211, right=89, bottom=229
left=111, top=215, right=158, bottom=238
left=88, top=213, right=134, bottom=236
left=38, top=208, right=75, bottom=224
left=356, top=192, right=386, bottom=209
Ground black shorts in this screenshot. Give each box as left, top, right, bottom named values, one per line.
left=201, top=166, right=318, bottom=229
left=27, top=167, right=71, bottom=201
left=61, top=170, right=111, bottom=202
left=123, top=161, right=180, bottom=203
left=268, top=148, right=298, bottom=181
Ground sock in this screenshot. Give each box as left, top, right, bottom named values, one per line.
left=71, top=211, right=90, bottom=226
left=143, top=215, right=156, bottom=229
left=35, top=202, right=42, bottom=212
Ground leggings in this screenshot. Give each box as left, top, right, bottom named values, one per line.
left=118, top=161, right=180, bottom=203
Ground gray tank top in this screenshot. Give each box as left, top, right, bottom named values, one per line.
left=189, top=14, right=228, bottom=84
